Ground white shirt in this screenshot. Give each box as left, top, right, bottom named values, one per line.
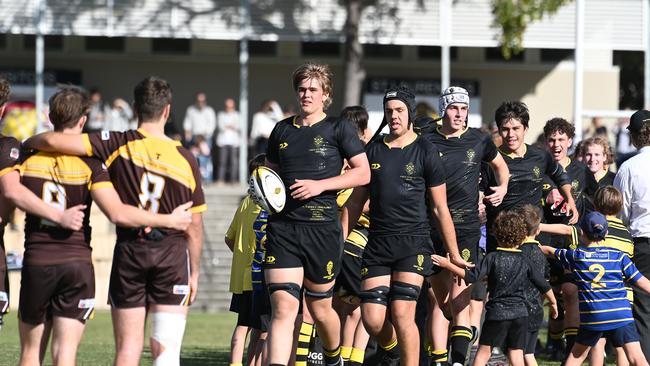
left=217, top=110, right=241, bottom=147
left=250, top=103, right=283, bottom=140
left=614, top=146, right=650, bottom=238
left=183, top=104, right=217, bottom=139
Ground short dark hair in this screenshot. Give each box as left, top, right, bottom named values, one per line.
left=248, top=153, right=266, bottom=175
left=0, top=77, right=10, bottom=107
left=632, top=121, right=650, bottom=148
left=544, top=117, right=575, bottom=139
left=516, top=204, right=542, bottom=236
left=340, top=106, right=369, bottom=135
left=48, top=87, right=91, bottom=131
left=133, top=76, right=172, bottom=122
left=494, top=101, right=529, bottom=129
left=493, top=210, right=528, bottom=248
left=594, top=186, right=623, bottom=216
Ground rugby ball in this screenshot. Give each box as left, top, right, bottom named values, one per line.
left=249, top=166, right=286, bottom=214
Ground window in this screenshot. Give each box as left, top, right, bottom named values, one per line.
left=239, top=41, right=277, bottom=56
left=540, top=48, right=573, bottom=63
left=485, top=47, right=524, bottom=62
left=364, top=44, right=402, bottom=59
left=0, top=34, right=6, bottom=49
left=85, top=36, right=125, bottom=52
left=301, top=42, right=341, bottom=57
left=417, top=46, right=458, bottom=60
left=23, top=35, right=64, bottom=51
left=152, top=38, right=191, bottom=54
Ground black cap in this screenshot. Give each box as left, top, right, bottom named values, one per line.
left=383, top=85, right=416, bottom=123
left=628, top=109, right=650, bottom=133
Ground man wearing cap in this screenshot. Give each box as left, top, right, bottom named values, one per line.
left=342, top=85, right=462, bottom=366
left=614, top=109, right=650, bottom=359
left=423, top=86, right=510, bottom=366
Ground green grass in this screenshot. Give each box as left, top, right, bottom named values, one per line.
left=0, top=310, right=236, bottom=366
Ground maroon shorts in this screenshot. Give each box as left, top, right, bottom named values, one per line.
left=108, top=239, right=190, bottom=308
left=19, top=261, right=95, bottom=325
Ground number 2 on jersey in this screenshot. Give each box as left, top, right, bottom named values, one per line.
left=589, top=264, right=606, bottom=288
left=138, top=172, right=165, bottom=213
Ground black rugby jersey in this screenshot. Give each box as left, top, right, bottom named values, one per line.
left=267, top=115, right=365, bottom=223
left=483, top=144, right=570, bottom=226
left=0, top=135, right=21, bottom=270
left=424, top=127, right=497, bottom=232
left=543, top=158, right=597, bottom=220
left=596, top=170, right=615, bottom=189
left=366, top=135, right=445, bottom=236
left=520, top=240, right=550, bottom=329
left=465, top=247, right=551, bottom=321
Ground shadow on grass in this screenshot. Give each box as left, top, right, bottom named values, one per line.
left=180, top=347, right=230, bottom=366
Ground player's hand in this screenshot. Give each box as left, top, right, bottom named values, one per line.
left=189, top=272, right=199, bottom=305
left=290, top=179, right=324, bottom=200
left=478, top=199, right=487, bottom=224
left=549, top=302, right=559, bottom=319
left=169, top=201, right=193, bottom=231
left=450, top=254, right=474, bottom=269
left=59, top=204, right=86, bottom=231
left=545, top=188, right=564, bottom=208
left=485, top=185, right=506, bottom=207
left=431, top=254, right=449, bottom=268
left=567, top=202, right=579, bottom=224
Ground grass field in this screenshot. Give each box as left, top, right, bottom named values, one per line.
left=0, top=310, right=236, bottom=366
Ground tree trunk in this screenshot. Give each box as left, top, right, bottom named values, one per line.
left=342, top=0, right=365, bottom=108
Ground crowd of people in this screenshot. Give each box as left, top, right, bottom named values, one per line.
left=1, top=58, right=650, bottom=366
left=223, top=62, right=650, bottom=366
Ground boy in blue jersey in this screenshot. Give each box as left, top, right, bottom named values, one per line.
left=540, top=212, right=650, bottom=366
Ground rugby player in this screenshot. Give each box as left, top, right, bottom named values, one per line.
left=0, top=77, right=85, bottom=331
left=24, top=77, right=206, bottom=366
left=423, top=86, right=509, bottom=366
left=16, top=87, right=192, bottom=366
left=342, top=85, right=459, bottom=366
left=263, top=63, right=370, bottom=366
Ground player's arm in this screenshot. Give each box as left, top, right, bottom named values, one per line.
left=633, top=276, right=650, bottom=295
left=290, top=152, right=370, bottom=200
left=341, top=186, right=369, bottom=239
left=484, top=153, right=509, bottom=206
left=23, top=132, right=88, bottom=156
left=539, top=245, right=557, bottom=256
left=539, top=222, right=573, bottom=236
left=428, top=184, right=469, bottom=268
left=186, top=212, right=204, bottom=304
left=431, top=254, right=466, bottom=278
left=0, top=170, right=85, bottom=230
left=558, top=183, right=579, bottom=224
left=543, top=289, right=559, bottom=319
left=91, top=187, right=192, bottom=231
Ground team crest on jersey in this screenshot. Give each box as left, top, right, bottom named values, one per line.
left=413, top=254, right=424, bottom=271
left=533, top=166, right=541, bottom=178
left=324, top=260, right=334, bottom=280
left=279, top=142, right=288, bottom=150
left=266, top=255, right=276, bottom=264
left=371, top=163, right=381, bottom=170
left=462, top=248, right=471, bottom=261
left=9, top=147, right=19, bottom=160
left=466, top=149, right=476, bottom=162
left=313, top=135, right=324, bottom=147
left=405, top=162, right=416, bottom=176
left=361, top=267, right=368, bottom=276
left=571, top=179, right=580, bottom=191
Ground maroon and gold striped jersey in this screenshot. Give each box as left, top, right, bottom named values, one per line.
left=0, top=134, right=22, bottom=270
left=82, top=129, right=206, bottom=239
left=19, top=152, right=112, bottom=265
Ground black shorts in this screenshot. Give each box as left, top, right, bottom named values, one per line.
left=432, top=228, right=481, bottom=264
left=362, top=234, right=435, bottom=278
left=230, top=291, right=254, bottom=327
left=576, top=323, right=640, bottom=347
left=19, top=261, right=95, bottom=325
left=0, top=265, right=8, bottom=315
left=470, top=250, right=487, bottom=301
left=479, top=317, right=528, bottom=350
left=525, top=328, right=540, bottom=355
left=109, top=239, right=190, bottom=308
left=251, top=286, right=271, bottom=332
left=334, top=250, right=363, bottom=304
left=264, top=221, right=343, bottom=284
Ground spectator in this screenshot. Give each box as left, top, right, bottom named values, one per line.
left=584, top=117, right=607, bottom=138
left=250, top=100, right=283, bottom=155
left=190, top=135, right=213, bottom=183
left=614, top=112, right=637, bottom=167
left=105, top=98, right=134, bottom=132
left=183, top=92, right=217, bottom=145
left=614, top=109, right=650, bottom=360
left=217, top=98, right=241, bottom=184
left=83, top=88, right=110, bottom=133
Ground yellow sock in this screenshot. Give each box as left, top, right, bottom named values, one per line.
left=350, top=347, right=365, bottom=363
left=341, top=346, right=352, bottom=360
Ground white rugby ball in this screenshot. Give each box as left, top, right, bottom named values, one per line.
left=249, top=166, right=286, bottom=214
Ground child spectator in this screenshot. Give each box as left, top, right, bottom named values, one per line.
left=539, top=212, right=650, bottom=366
left=225, top=154, right=267, bottom=366
left=433, top=210, right=558, bottom=366
left=190, top=135, right=213, bottom=183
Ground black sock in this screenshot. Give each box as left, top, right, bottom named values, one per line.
left=323, top=346, right=342, bottom=366
left=450, top=325, right=473, bottom=365
left=564, top=327, right=578, bottom=359
left=380, top=338, right=400, bottom=359
left=430, top=349, right=448, bottom=366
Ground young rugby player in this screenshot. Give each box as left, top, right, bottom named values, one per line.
left=433, top=210, right=558, bottom=366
